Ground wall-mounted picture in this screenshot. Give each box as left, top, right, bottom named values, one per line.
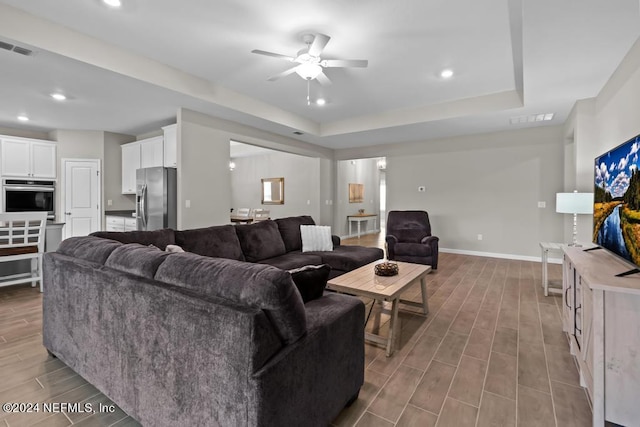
left=349, top=183, right=364, bottom=203
left=594, top=133, right=640, bottom=265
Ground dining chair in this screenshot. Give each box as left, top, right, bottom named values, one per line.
left=236, top=208, right=250, bottom=217
left=0, top=212, right=47, bottom=292
left=253, top=209, right=270, bottom=221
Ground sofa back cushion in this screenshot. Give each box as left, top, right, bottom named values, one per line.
left=234, top=220, right=287, bottom=262
left=56, top=236, right=122, bottom=264
left=275, top=215, right=316, bottom=252
left=90, top=229, right=176, bottom=250
left=105, top=244, right=172, bottom=279
left=155, top=253, right=306, bottom=344
left=175, top=224, right=245, bottom=261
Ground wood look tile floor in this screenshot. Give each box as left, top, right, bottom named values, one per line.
left=0, top=232, right=591, bottom=427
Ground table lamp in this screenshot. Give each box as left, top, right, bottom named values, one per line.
left=556, top=191, right=594, bottom=247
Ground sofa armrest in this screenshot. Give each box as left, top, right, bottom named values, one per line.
left=385, top=234, right=398, bottom=259
left=251, top=293, right=364, bottom=426
left=332, top=234, right=341, bottom=247
left=421, top=235, right=439, bottom=245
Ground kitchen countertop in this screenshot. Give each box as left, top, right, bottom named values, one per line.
left=105, top=210, right=136, bottom=218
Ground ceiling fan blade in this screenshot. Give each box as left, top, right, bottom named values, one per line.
left=308, top=34, right=330, bottom=57
left=322, top=59, right=368, bottom=68
left=251, top=49, right=295, bottom=61
left=267, top=66, right=299, bottom=81
left=315, top=71, right=332, bottom=86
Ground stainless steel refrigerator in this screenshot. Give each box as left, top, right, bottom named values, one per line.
left=136, top=167, right=177, bottom=231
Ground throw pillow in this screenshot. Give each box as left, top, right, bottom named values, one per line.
left=300, top=225, right=333, bottom=252
left=288, top=264, right=331, bottom=303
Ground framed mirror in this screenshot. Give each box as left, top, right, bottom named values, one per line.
left=262, top=177, right=284, bottom=205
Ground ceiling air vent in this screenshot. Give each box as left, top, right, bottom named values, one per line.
left=12, top=46, right=33, bottom=56
left=509, top=113, right=554, bottom=125
left=0, top=40, right=34, bottom=56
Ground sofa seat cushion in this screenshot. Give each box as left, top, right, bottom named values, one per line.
left=311, top=246, right=384, bottom=272
left=155, top=253, right=306, bottom=344
left=175, top=224, right=245, bottom=261
left=57, top=236, right=122, bottom=265
left=394, top=242, right=433, bottom=257
left=235, top=220, right=287, bottom=262
left=105, top=244, right=172, bottom=279
left=275, top=215, right=315, bottom=252
left=288, top=264, right=331, bottom=303
left=258, top=252, right=324, bottom=271
left=90, top=229, right=176, bottom=250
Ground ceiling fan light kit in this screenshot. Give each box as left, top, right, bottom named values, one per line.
left=252, top=32, right=368, bottom=104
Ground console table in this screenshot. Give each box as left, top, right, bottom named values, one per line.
left=562, top=246, right=640, bottom=426
left=347, top=214, right=377, bottom=238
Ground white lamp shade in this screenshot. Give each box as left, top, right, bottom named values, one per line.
left=556, top=192, right=594, bottom=214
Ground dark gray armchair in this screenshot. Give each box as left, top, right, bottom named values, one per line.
left=385, top=210, right=439, bottom=269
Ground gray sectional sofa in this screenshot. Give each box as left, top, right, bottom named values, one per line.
left=42, top=216, right=383, bottom=426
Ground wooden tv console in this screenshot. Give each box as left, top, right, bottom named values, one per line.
left=562, top=246, right=640, bottom=426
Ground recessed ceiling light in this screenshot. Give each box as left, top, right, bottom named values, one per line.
left=440, top=69, right=454, bottom=79
left=17, top=115, right=29, bottom=122
left=51, top=93, right=66, bottom=101
left=316, top=98, right=326, bottom=106
left=103, top=0, right=122, bottom=8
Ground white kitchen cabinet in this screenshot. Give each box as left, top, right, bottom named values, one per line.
left=124, top=217, right=137, bottom=231
left=121, top=142, right=141, bottom=194
left=1, top=137, right=57, bottom=179
left=121, top=136, right=164, bottom=194
left=162, top=124, right=177, bottom=168
left=105, top=215, right=125, bottom=232
left=562, top=246, right=640, bottom=426
left=105, top=215, right=137, bottom=232
left=140, top=136, right=164, bottom=169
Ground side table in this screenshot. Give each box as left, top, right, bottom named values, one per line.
left=539, top=242, right=564, bottom=296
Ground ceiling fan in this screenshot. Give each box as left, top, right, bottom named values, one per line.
left=251, top=33, right=368, bottom=86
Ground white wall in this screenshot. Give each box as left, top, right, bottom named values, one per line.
left=335, top=158, right=381, bottom=236
left=230, top=151, right=321, bottom=221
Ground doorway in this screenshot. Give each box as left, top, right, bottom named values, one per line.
left=62, top=159, right=101, bottom=239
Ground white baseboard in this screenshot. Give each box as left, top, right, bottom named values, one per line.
left=340, top=229, right=380, bottom=240
left=440, top=247, right=563, bottom=264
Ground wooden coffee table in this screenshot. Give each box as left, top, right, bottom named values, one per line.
left=327, top=261, right=431, bottom=356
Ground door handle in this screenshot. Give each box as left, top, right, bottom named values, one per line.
left=65, top=212, right=71, bottom=216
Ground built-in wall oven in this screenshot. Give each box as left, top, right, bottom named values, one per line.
left=2, top=179, right=55, bottom=219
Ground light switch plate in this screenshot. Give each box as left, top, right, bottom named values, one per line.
left=538, top=201, right=546, bottom=208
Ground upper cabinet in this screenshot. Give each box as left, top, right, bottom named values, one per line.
left=162, top=124, right=177, bottom=168
left=121, top=136, right=164, bottom=194
left=1, top=137, right=57, bottom=179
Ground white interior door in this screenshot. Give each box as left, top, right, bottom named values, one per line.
left=63, top=159, right=101, bottom=239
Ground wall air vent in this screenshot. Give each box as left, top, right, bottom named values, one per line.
left=509, top=113, right=554, bottom=125
left=0, top=40, right=34, bottom=56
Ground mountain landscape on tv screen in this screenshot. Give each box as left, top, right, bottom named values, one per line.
left=594, top=135, right=640, bottom=265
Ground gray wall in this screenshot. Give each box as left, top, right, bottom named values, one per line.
left=104, top=131, right=136, bottom=212
left=339, top=126, right=566, bottom=259
left=230, top=151, right=321, bottom=221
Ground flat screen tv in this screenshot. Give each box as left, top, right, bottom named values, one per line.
left=594, top=132, right=640, bottom=275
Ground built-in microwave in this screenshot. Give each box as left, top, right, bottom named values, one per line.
left=2, top=179, right=55, bottom=219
